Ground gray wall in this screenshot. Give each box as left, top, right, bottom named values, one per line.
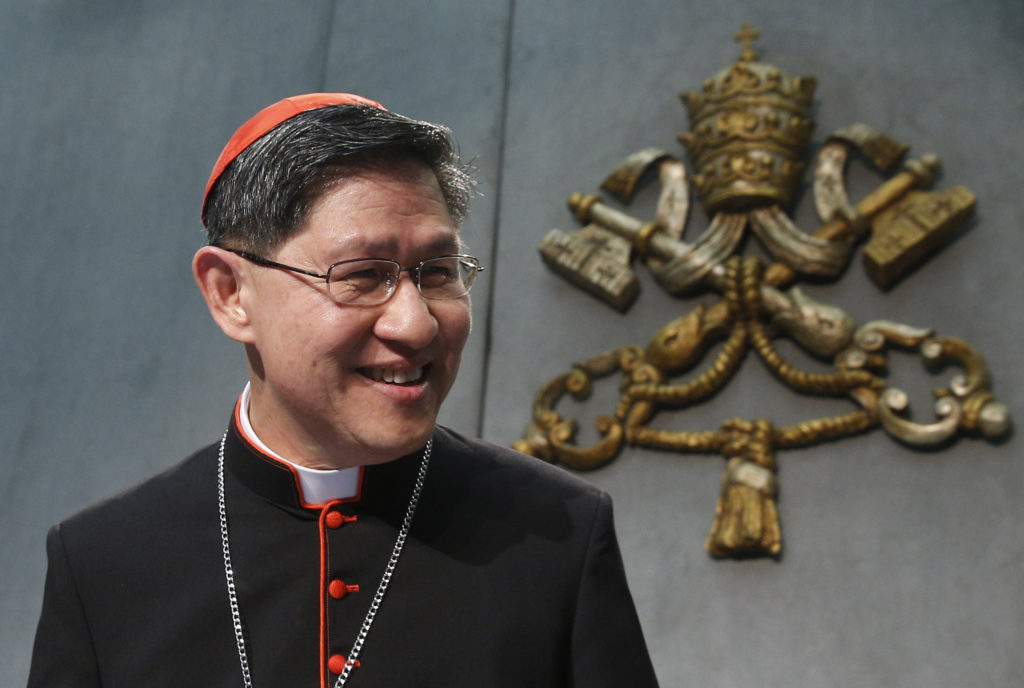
left=2, top=1, right=1021, bottom=686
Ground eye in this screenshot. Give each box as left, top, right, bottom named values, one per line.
left=329, top=260, right=396, bottom=295
left=418, top=259, right=457, bottom=288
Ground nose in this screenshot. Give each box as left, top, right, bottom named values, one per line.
left=372, top=276, right=439, bottom=348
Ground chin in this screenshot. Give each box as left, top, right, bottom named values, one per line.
left=358, top=420, right=437, bottom=465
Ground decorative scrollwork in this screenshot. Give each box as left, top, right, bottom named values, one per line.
left=878, top=388, right=962, bottom=446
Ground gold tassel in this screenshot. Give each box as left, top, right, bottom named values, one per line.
left=706, top=419, right=782, bottom=557
left=706, top=457, right=781, bottom=557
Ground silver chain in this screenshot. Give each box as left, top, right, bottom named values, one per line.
left=218, top=432, right=432, bottom=688
left=218, top=433, right=253, bottom=688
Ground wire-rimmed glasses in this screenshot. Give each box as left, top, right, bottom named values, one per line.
left=221, top=248, right=483, bottom=306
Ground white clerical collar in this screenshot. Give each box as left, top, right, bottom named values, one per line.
left=238, top=383, right=361, bottom=504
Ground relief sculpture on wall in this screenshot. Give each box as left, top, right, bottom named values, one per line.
left=512, top=26, right=1011, bottom=558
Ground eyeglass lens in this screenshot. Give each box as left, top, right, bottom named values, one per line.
left=326, top=256, right=479, bottom=305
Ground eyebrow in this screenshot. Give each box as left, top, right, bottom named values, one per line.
left=331, top=233, right=463, bottom=261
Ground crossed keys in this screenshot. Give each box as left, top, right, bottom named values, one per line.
left=513, top=29, right=1011, bottom=558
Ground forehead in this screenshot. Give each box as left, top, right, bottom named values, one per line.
left=285, top=159, right=459, bottom=259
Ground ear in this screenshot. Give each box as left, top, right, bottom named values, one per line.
left=192, top=246, right=257, bottom=343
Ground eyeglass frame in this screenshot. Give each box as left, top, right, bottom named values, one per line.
left=217, top=246, right=483, bottom=306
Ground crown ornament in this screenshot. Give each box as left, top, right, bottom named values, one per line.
left=679, top=24, right=816, bottom=213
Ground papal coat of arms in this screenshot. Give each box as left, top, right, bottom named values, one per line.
left=513, top=26, right=1010, bottom=559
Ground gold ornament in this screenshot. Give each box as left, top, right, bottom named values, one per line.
left=520, top=27, right=1010, bottom=559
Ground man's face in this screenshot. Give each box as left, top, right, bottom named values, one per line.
left=240, top=159, right=471, bottom=468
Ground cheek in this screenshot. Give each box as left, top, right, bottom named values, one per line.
left=264, top=307, right=368, bottom=372
left=442, top=304, right=472, bottom=354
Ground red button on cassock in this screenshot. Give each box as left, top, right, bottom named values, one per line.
left=328, top=654, right=360, bottom=674
left=325, top=511, right=357, bottom=529
left=328, top=580, right=359, bottom=599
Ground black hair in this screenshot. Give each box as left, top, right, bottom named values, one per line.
left=202, top=104, right=473, bottom=252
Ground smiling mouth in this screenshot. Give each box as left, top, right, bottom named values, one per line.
left=360, top=366, right=426, bottom=386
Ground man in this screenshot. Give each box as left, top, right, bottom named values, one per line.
left=28, top=93, right=659, bottom=687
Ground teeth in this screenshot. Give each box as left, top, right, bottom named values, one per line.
left=367, top=367, right=423, bottom=384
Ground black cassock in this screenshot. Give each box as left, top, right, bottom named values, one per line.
left=29, top=408, right=659, bottom=687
